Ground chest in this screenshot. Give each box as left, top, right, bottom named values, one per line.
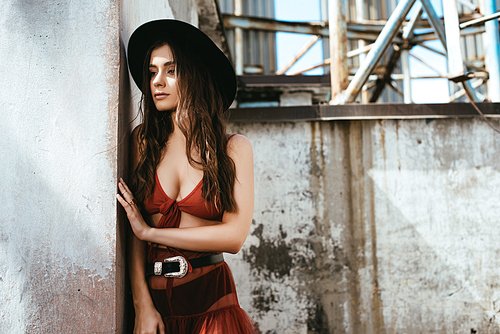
left=156, top=144, right=203, bottom=202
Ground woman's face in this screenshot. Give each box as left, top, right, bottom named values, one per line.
left=149, top=44, right=179, bottom=111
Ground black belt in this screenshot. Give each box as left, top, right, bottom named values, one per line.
left=145, top=253, right=224, bottom=278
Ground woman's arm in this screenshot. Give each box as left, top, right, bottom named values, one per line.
left=123, top=126, right=165, bottom=334
left=118, top=134, right=254, bottom=254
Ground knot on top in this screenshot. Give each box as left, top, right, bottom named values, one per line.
left=157, top=200, right=181, bottom=229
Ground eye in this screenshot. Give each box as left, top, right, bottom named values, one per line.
left=149, top=71, right=157, bottom=78
left=167, top=68, right=175, bottom=75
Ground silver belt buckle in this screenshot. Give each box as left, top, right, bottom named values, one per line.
left=163, top=256, right=188, bottom=278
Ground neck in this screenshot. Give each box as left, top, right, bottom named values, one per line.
left=169, top=110, right=185, bottom=142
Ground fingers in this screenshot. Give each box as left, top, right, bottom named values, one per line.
left=119, top=177, right=132, bottom=193
left=118, top=178, right=137, bottom=207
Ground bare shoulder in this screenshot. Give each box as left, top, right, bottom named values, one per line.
left=227, top=134, right=253, bottom=158
left=227, top=134, right=252, bottom=150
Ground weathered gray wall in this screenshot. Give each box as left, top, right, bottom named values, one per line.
left=0, top=0, right=121, bottom=332
left=227, top=117, right=500, bottom=333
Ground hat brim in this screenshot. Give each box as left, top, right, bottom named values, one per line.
left=127, top=19, right=237, bottom=110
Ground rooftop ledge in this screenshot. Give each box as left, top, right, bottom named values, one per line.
left=228, top=102, right=500, bottom=122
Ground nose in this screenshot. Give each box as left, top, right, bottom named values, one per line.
left=153, top=72, right=165, bottom=87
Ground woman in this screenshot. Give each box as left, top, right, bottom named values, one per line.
left=116, top=20, right=256, bottom=333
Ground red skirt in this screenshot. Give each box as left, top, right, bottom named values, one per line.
left=148, top=247, right=257, bottom=333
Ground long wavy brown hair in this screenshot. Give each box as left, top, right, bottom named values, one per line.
left=131, top=39, right=237, bottom=213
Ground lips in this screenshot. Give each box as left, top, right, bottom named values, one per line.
left=154, top=92, right=169, bottom=99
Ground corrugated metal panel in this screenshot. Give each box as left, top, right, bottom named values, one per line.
left=219, top=0, right=277, bottom=74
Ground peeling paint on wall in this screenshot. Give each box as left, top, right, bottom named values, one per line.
left=243, top=223, right=292, bottom=279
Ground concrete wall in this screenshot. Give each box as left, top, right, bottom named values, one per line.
left=227, top=117, right=500, bottom=333
left=0, top=0, right=121, bottom=332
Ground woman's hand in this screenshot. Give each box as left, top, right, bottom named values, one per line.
left=116, top=178, right=151, bottom=241
left=134, top=306, right=165, bottom=334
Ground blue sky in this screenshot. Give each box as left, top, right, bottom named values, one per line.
left=273, top=0, right=450, bottom=102
left=274, top=0, right=325, bottom=75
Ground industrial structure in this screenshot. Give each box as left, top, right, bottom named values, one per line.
left=218, top=0, right=500, bottom=108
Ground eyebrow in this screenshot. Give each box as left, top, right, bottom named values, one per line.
left=149, top=61, right=175, bottom=69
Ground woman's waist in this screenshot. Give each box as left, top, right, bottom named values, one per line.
left=145, top=212, right=223, bottom=229
left=148, top=242, right=220, bottom=261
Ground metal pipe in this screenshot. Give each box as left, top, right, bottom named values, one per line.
left=347, top=43, right=374, bottom=57
left=420, top=0, right=447, bottom=49
left=369, top=45, right=402, bottom=102
left=441, top=0, right=481, bottom=100
left=457, top=0, right=478, bottom=13
left=320, top=0, right=330, bottom=74
left=339, top=0, right=416, bottom=103
left=223, top=14, right=331, bottom=36
left=402, top=2, right=423, bottom=41
left=329, top=0, right=348, bottom=101
left=459, top=12, right=500, bottom=29
left=387, top=80, right=405, bottom=97
left=355, top=0, right=368, bottom=102
left=449, top=79, right=486, bottom=101
left=443, top=0, right=465, bottom=78
left=234, top=0, right=244, bottom=75
left=401, top=50, right=412, bottom=103
left=418, top=43, right=447, bottom=57
left=276, top=35, right=320, bottom=75
left=409, top=51, right=447, bottom=76
left=483, top=0, right=500, bottom=101
left=412, top=25, right=485, bottom=44
left=288, top=60, right=330, bottom=75
left=457, top=0, right=479, bottom=12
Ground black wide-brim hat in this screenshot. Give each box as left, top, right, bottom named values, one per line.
left=127, top=19, right=237, bottom=110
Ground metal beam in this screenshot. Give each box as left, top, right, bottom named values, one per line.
left=412, top=25, right=485, bottom=43
left=229, top=103, right=500, bottom=122
left=222, top=14, right=330, bottom=36
left=329, top=0, right=348, bottom=100
left=456, top=0, right=479, bottom=13
left=337, top=0, right=417, bottom=103
left=402, top=2, right=423, bottom=42
left=370, top=46, right=402, bottom=102
left=420, top=0, right=448, bottom=49
left=222, top=14, right=387, bottom=37
left=420, top=0, right=480, bottom=101
left=401, top=2, right=423, bottom=104
left=222, top=12, right=483, bottom=37
left=449, top=79, right=486, bottom=101
left=442, top=0, right=466, bottom=81
left=234, top=0, right=244, bottom=75
left=276, top=35, right=320, bottom=75
left=401, top=49, right=412, bottom=103
left=459, top=11, right=500, bottom=29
